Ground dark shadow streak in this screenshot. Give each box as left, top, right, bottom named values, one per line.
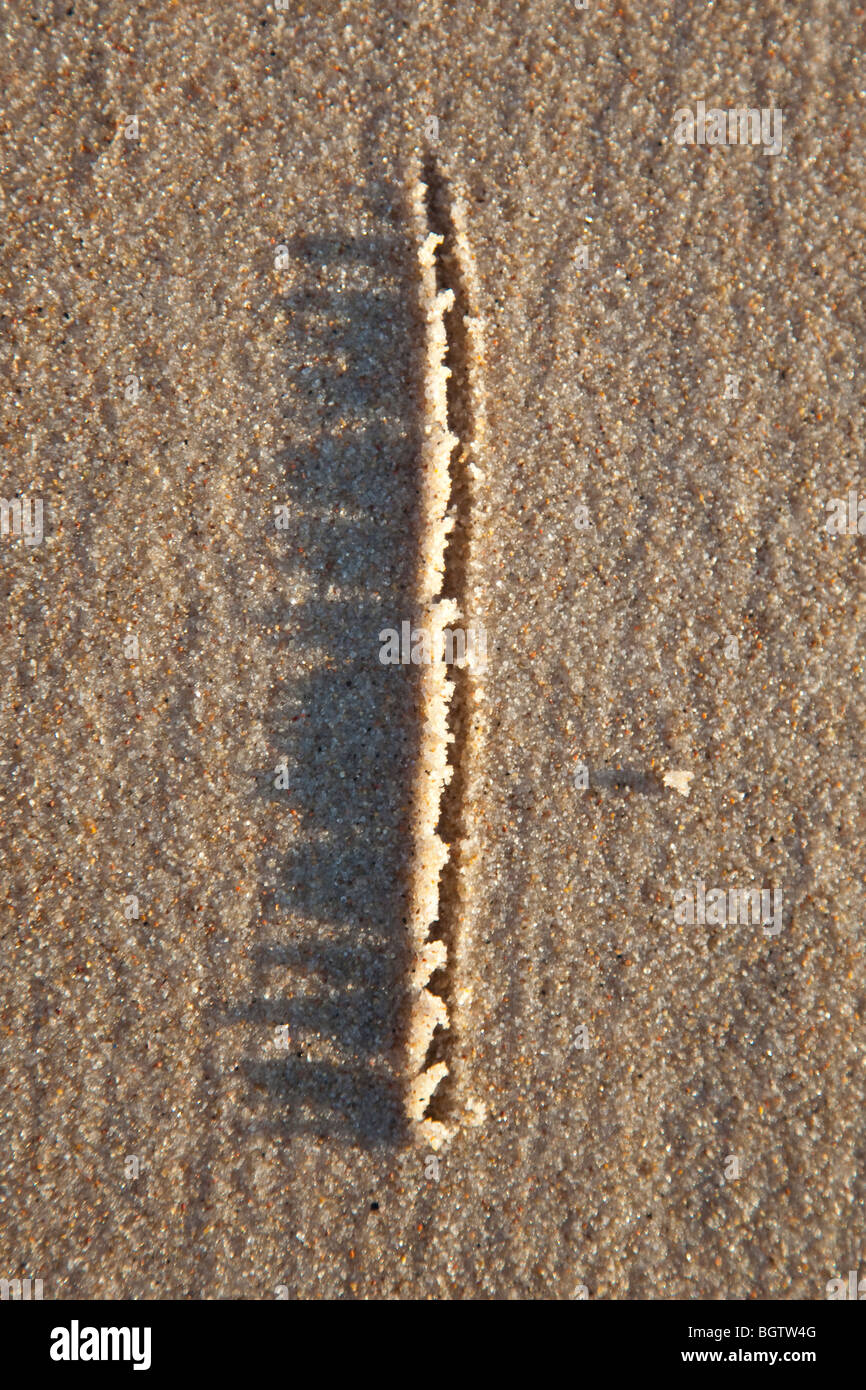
left=222, top=184, right=424, bottom=1149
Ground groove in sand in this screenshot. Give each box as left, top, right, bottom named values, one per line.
left=405, top=158, right=487, bottom=1150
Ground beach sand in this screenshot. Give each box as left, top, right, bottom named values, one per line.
left=1, top=0, right=864, bottom=1297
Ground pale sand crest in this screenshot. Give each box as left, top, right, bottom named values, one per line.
left=404, top=168, right=487, bottom=1150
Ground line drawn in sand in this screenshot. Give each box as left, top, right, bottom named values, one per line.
left=404, top=156, right=488, bottom=1150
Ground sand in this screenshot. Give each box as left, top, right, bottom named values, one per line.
left=1, top=0, right=864, bottom=1298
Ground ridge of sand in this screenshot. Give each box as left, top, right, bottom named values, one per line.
left=404, top=167, right=488, bottom=1151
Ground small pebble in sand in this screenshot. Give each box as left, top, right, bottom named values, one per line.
left=662, top=769, right=695, bottom=798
